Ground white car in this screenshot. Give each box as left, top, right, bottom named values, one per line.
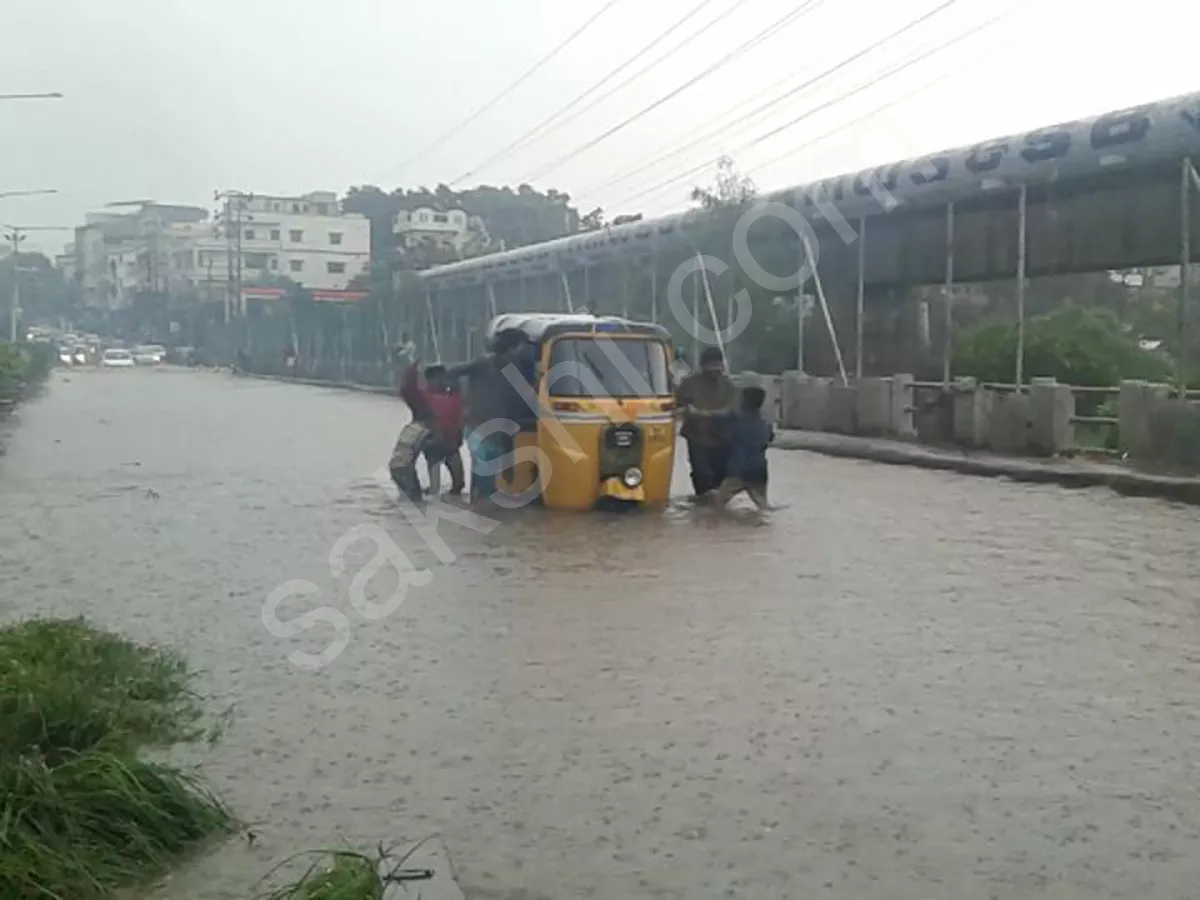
left=102, top=348, right=135, bottom=368
left=132, top=345, right=165, bottom=365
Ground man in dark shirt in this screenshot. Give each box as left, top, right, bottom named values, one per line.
left=447, top=333, right=537, bottom=502
left=714, top=386, right=774, bottom=512
left=675, top=346, right=738, bottom=498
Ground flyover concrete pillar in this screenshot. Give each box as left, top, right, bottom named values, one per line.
left=986, top=389, right=1031, bottom=454
left=951, top=377, right=989, bottom=448
left=782, top=373, right=832, bottom=431
left=1028, top=377, right=1075, bottom=456
left=855, top=377, right=892, bottom=436
left=890, top=373, right=916, bottom=439
left=781, top=371, right=806, bottom=429
left=827, top=382, right=858, bottom=434
left=1119, top=380, right=1172, bottom=458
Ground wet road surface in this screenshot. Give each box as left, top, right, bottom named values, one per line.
left=3, top=367, right=1200, bottom=899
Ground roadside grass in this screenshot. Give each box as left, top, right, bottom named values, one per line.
left=0, top=617, right=205, bottom=762
left=0, top=618, right=436, bottom=899
left=0, top=751, right=231, bottom=899
left=259, top=852, right=385, bottom=900
left=0, top=617, right=233, bottom=899
left=255, top=844, right=437, bottom=900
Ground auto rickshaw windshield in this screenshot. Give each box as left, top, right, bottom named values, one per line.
left=547, top=337, right=670, bottom=398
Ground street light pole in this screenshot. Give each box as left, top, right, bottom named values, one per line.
left=5, top=227, right=25, bottom=341
left=0, top=93, right=63, bottom=101
left=0, top=189, right=58, bottom=201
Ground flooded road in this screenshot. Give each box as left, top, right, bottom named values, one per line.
left=4, top=367, right=1200, bottom=899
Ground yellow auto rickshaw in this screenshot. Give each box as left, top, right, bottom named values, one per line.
left=486, top=313, right=676, bottom=510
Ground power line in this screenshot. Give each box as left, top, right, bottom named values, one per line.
left=449, top=0, right=723, bottom=186
left=380, top=0, right=624, bottom=180
left=748, top=33, right=1021, bottom=179
left=483, top=0, right=756, bottom=185
left=469, top=0, right=756, bottom=187
left=612, top=3, right=1021, bottom=210
left=592, top=0, right=962, bottom=202
left=576, top=54, right=824, bottom=199
left=515, top=0, right=827, bottom=184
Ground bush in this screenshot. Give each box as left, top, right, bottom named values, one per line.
left=953, top=306, right=1173, bottom=386
left=0, top=341, right=29, bottom=399
left=0, top=341, right=54, bottom=405
left=23, top=342, right=56, bottom=383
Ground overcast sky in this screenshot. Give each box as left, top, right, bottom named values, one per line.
left=4, top=0, right=1199, bottom=253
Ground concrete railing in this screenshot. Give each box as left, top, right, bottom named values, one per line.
left=734, top=371, right=1200, bottom=468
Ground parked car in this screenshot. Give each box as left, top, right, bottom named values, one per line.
left=101, top=348, right=135, bottom=368
left=132, top=345, right=165, bottom=365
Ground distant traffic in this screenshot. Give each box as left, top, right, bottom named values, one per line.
left=25, top=327, right=187, bottom=369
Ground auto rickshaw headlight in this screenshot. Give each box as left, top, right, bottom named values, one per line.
left=623, top=467, right=643, bottom=488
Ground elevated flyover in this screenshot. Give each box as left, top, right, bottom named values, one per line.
left=414, top=90, right=1200, bottom=367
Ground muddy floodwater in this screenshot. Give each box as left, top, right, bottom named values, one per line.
left=3, top=367, right=1200, bottom=899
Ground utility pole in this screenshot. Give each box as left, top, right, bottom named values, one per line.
left=223, top=195, right=233, bottom=323
left=0, top=92, right=64, bottom=102
left=5, top=227, right=23, bottom=342
left=215, top=190, right=251, bottom=320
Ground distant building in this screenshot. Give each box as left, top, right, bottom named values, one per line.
left=393, top=206, right=490, bottom=258
left=54, top=243, right=76, bottom=280
left=222, top=191, right=371, bottom=293
left=74, top=203, right=209, bottom=309
left=69, top=192, right=372, bottom=310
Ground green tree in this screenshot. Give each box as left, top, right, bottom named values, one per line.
left=690, top=155, right=756, bottom=211
left=344, top=182, right=586, bottom=266
left=953, top=306, right=1173, bottom=386
left=0, top=251, right=76, bottom=329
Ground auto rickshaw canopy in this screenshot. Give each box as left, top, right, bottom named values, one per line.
left=484, top=313, right=670, bottom=350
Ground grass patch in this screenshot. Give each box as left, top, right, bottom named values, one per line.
left=256, top=845, right=437, bottom=900
left=261, top=852, right=385, bottom=900
left=0, top=751, right=231, bottom=899
left=0, top=618, right=232, bottom=899
left=0, top=617, right=204, bottom=762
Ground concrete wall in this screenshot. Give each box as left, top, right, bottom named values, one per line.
left=766, top=370, right=1196, bottom=469
left=1145, top=395, right=1200, bottom=469
left=1028, top=378, right=1075, bottom=456
left=1119, top=380, right=1172, bottom=458
left=985, top=391, right=1031, bottom=454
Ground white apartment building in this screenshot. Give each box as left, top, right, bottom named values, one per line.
left=71, top=192, right=371, bottom=309
left=394, top=206, right=489, bottom=257
left=223, top=191, right=371, bottom=293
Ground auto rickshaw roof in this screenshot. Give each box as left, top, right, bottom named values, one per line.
left=485, top=313, right=670, bottom=345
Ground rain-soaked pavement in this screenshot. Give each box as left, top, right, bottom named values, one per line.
left=3, top=367, right=1200, bottom=900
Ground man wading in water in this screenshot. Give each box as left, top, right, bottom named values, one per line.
left=675, top=346, right=738, bottom=500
